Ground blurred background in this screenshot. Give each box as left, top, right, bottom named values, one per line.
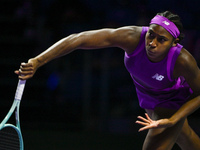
left=0, top=0, right=200, bottom=149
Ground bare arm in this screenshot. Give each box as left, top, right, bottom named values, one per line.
left=169, top=48, right=200, bottom=122
left=35, top=27, right=141, bottom=65
left=15, top=26, right=142, bottom=80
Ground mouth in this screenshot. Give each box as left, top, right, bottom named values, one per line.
left=147, top=49, right=156, bottom=57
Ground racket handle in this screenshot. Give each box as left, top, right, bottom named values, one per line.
left=15, top=79, right=26, bottom=100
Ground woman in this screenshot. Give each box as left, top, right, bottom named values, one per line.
left=15, top=11, right=200, bottom=149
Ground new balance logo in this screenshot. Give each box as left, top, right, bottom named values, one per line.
left=162, top=21, right=170, bottom=26
left=152, top=73, right=164, bottom=81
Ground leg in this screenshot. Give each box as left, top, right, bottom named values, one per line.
left=176, top=119, right=200, bottom=150
left=142, top=119, right=185, bottom=150
left=143, top=108, right=185, bottom=150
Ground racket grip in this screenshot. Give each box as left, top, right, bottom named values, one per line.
left=15, top=79, right=26, bottom=100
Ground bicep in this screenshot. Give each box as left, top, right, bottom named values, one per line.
left=188, top=68, right=200, bottom=95
left=77, top=26, right=141, bottom=52
left=77, top=29, right=115, bottom=49
left=176, top=51, right=200, bottom=94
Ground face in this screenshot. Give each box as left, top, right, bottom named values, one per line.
left=145, top=24, right=176, bottom=62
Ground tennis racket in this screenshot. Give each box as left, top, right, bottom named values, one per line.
left=0, top=79, right=26, bottom=150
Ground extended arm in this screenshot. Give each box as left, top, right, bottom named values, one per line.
left=15, top=26, right=142, bottom=80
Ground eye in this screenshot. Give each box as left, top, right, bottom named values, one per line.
left=148, top=32, right=154, bottom=38
left=158, top=37, right=167, bottom=43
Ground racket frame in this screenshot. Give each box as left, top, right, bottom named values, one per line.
left=0, top=79, right=26, bottom=150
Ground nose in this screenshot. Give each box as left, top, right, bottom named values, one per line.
left=149, top=38, right=157, bottom=47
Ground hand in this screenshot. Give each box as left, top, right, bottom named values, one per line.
left=135, top=113, right=174, bottom=132
left=14, top=58, right=39, bottom=80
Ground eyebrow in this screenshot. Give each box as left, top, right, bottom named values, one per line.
left=149, top=29, right=169, bottom=40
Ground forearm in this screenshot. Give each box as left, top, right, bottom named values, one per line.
left=34, top=34, right=81, bottom=68
left=170, top=95, right=200, bottom=123
left=15, top=33, right=86, bottom=80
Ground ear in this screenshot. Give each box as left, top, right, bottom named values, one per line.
left=172, top=38, right=179, bottom=46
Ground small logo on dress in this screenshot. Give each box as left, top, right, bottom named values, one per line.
left=162, top=21, right=170, bottom=26
left=152, top=73, right=164, bottom=81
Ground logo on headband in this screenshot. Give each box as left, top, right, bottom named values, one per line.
left=162, top=21, right=170, bottom=26
left=150, top=15, right=180, bottom=38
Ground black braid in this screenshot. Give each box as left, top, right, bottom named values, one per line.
left=157, top=11, right=184, bottom=43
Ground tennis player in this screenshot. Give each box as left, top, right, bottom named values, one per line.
left=15, top=11, right=200, bottom=150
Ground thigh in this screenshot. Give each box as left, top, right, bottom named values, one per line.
left=143, top=108, right=185, bottom=150
left=143, top=118, right=185, bottom=150
left=176, top=119, right=200, bottom=150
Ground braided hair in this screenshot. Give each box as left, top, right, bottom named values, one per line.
left=157, top=11, right=184, bottom=43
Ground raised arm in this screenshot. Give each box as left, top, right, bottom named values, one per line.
left=15, top=26, right=142, bottom=80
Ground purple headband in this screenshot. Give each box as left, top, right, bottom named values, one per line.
left=150, top=15, right=180, bottom=38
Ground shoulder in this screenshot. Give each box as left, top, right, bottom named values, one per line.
left=174, top=47, right=200, bottom=92
left=174, top=48, right=197, bottom=76
left=110, top=26, right=144, bottom=54
left=174, top=48, right=196, bottom=71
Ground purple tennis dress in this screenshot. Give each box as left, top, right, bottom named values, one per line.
left=124, top=27, right=192, bottom=110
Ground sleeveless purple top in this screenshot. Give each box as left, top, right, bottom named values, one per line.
left=124, top=27, right=192, bottom=110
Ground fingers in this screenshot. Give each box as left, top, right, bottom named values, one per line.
left=15, top=62, right=34, bottom=80
left=136, top=115, right=150, bottom=132
left=20, top=63, right=33, bottom=72
left=145, top=113, right=151, bottom=120
left=135, top=120, right=149, bottom=126
left=20, top=62, right=33, bottom=69
left=137, top=115, right=151, bottom=123
left=138, top=125, right=154, bottom=132
left=135, top=113, right=156, bottom=132
left=14, top=70, right=20, bottom=75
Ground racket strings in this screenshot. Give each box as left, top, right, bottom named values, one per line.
left=0, top=127, right=20, bottom=150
